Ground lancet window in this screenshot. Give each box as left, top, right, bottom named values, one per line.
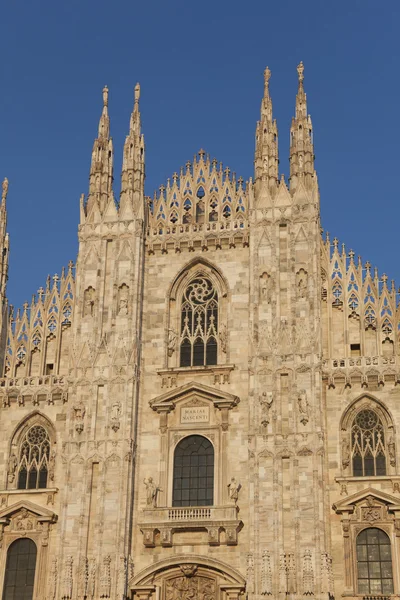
left=356, top=528, right=393, bottom=595
left=173, top=435, right=214, bottom=507
left=179, top=277, right=218, bottom=367
left=351, top=410, right=387, bottom=477
left=17, top=425, right=51, bottom=490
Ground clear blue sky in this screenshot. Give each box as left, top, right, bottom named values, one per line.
left=0, top=0, right=399, bottom=309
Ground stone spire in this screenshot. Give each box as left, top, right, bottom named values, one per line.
left=254, top=66, right=279, bottom=196
left=86, top=86, right=114, bottom=216
left=0, top=178, right=9, bottom=370
left=120, top=83, right=145, bottom=218
left=289, top=62, right=315, bottom=192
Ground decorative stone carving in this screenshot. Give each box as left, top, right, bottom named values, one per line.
left=73, top=401, right=86, bottom=433
left=261, top=549, right=272, bottom=595
left=302, top=549, right=314, bottom=595
left=259, top=391, right=273, bottom=427
left=118, top=283, right=129, bottom=315
left=246, top=553, right=255, bottom=593
left=7, top=452, right=17, bottom=483
left=83, top=286, right=96, bottom=317
left=15, top=508, right=34, bottom=531
left=100, top=555, right=112, bottom=598
left=297, top=389, right=309, bottom=425
left=143, top=477, right=162, bottom=508
left=88, top=558, right=96, bottom=599
left=48, top=557, right=58, bottom=600
left=79, top=557, right=89, bottom=598
left=165, top=574, right=216, bottom=600
left=227, top=477, right=241, bottom=504
left=48, top=449, right=56, bottom=481
left=167, top=329, right=177, bottom=357
left=63, top=556, right=74, bottom=600
left=362, top=496, right=381, bottom=522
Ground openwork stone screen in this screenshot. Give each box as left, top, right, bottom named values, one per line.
left=351, top=410, right=386, bottom=477
left=17, top=425, right=50, bottom=490
left=173, top=435, right=214, bottom=507
left=180, top=278, right=218, bottom=367
left=357, top=528, right=393, bottom=595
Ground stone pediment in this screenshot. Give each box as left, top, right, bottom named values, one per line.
left=333, top=487, right=400, bottom=515
left=0, top=499, right=57, bottom=524
left=149, top=381, right=239, bottom=414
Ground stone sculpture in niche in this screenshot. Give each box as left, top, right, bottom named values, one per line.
left=143, top=477, right=162, bottom=508
left=259, top=391, right=274, bottom=427
left=7, top=452, right=17, bottom=483
left=111, top=400, right=122, bottom=432
left=298, top=389, right=309, bottom=425
left=118, top=284, right=129, bottom=315
left=259, top=272, right=272, bottom=304
left=296, top=269, right=308, bottom=299
left=341, top=435, right=350, bottom=469
left=167, top=329, right=177, bottom=357
left=83, top=287, right=96, bottom=317
left=48, top=450, right=56, bottom=481
left=73, top=401, right=86, bottom=434
left=389, top=434, right=396, bottom=466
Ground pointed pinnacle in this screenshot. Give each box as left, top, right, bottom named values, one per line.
left=264, top=66, right=271, bottom=87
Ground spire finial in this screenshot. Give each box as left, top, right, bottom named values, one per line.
left=2, top=178, right=8, bottom=202
left=297, top=61, right=304, bottom=84
left=134, top=82, right=141, bottom=103
left=264, top=66, right=271, bottom=86
left=103, top=85, right=109, bottom=107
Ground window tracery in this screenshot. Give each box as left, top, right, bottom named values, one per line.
left=179, top=277, right=218, bottom=367
left=351, top=409, right=387, bottom=477
left=16, top=425, right=51, bottom=490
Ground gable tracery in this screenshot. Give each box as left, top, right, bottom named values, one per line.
left=148, top=150, right=248, bottom=233
left=322, top=235, right=399, bottom=359
left=5, top=263, right=75, bottom=377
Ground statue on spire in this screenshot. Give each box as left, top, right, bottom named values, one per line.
left=102, top=85, right=109, bottom=107
left=2, top=178, right=8, bottom=202
left=134, top=83, right=140, bottom=103
left=297, top=61, right=304, bottom=84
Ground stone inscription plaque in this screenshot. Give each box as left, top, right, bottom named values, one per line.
left=181, top=406, right=210, bottom=424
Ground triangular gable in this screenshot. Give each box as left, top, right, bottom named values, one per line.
left=0, top=499, right=57, bottom=523
left=149, top=381, right=239, bottom=413
left=333, top=487, right=400, bottom=514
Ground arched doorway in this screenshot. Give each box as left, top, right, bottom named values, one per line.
left=2, top=538, right=37, bottom=600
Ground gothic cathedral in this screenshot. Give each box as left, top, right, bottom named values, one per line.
left=0, top=63, right=398, bottom=600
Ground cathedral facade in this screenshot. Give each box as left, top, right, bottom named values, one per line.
left=0, top=63, right=399, bottom=600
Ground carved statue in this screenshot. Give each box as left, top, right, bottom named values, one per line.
left=73, top=401, right=86, bottom=434
left=227, top=477, right=241, bottom=504
left=259, top=391, right=274, bottom=427
left=7, top=452, right=18, bottom=483
left=16, top=508, right=33, bottom=531
left=2, top=177, right=8, bottom=201
left=219, top=324, right=227, bottom=354
left=144, top=477, right=162, bottom=508
left=83, top=287, right=95, bottom=317
left=389, top=435, right=396, bottom=466
left=48, top=450, right=56, bottom=481
left=111, top=401, right=122, bottom=432
left=260, top=272, right=272, bottom=304
left=341, top=436, right=350, bottom=469
left=298, top=389, right=309, bottom=425
left=118, top=284, right=129, bottom=315
left=167, top=329, right=177, bottom=357
left=297, top=270, right=308, bottom=299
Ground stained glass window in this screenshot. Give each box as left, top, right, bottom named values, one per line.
left=352, top=410, right=386, bottom=477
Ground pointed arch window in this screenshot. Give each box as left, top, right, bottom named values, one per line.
left=356, top=528, right=393, bottom=595
left=2, top=538, right=37, bottom=600
left=352, top=409, right=387, bottom=477
left=173, top=435, right=214, bottom=507
left=17, top=425, right=50, bottom=490
left=180, top=277, right=218, bottom=367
